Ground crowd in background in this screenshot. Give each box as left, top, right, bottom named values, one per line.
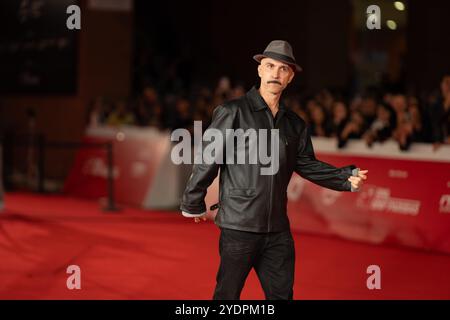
left=87, top=73, right=450, bottom=151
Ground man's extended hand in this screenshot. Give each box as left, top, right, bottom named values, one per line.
left=348, top=169, right=368, bottom=190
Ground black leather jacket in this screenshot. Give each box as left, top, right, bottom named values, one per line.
left=180, top=86, right=356, bottom=233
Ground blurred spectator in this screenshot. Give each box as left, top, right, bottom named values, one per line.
left=363, top=103, right=395, bottom=147
left=429, top=73, right=450, bottom=149
left=148, top=103, right=164, bottom=129
left=214, top=76, right=232, bottom=101
left=393, top=110, right=414, bottom=151
left=192, top=94, right=211, bottom=131
left=134, top=98, right=164, bottom=129
left=89, top=70, right=449, bottom=152
left=329, top=101, right=349, bottom=138
left=142, top=86, right=159, bottom=107
left=134, top=98, right=152, bottom=127
left=306, top=98, right=319, bottom=116
left=338, top=110, right=366, bottom=148
left=87, top=96, right=111, bottom=127
left=408, top=97, right=424, bottom=142
left=349, top=95, right=362, bottom=113
left=382, top=92, right=393, bottom=105
left=390, top=94, right=408, bottom=116
left=309, top=104, right=329, bottom=137
left=168, top=97, right=193, bottom=132
left=315, top=89, right=334, bottom=115
left=138, top=85, right=167, bottom=129
left=106, top=100, right=135, bottom=127
left=360, top=95, right=377, bottom=127
left=230, top=83, right=246, bottom=100
left=389, top=94, right=413, bottom=150
left=289, top=98, right=309, bottom=123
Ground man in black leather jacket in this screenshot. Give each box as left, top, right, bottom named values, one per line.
left=180, top=40, right=368, bottom=300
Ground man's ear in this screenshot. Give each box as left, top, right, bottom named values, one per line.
left=288, top=71, right=295, bottom=83
left=257, top=64, right=262, bottom=78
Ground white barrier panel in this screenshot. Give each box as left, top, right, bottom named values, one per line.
left=291, top=138, right=450, bottom=254
left=64, top=126, right=183, bottom=209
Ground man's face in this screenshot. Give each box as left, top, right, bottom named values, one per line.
left=258, top=57, right=295, bottom=94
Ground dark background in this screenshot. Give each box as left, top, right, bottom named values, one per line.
left=133, top=0, right=450, bottom=96
left=0, top=0, right=78, bottom=94
left=0, top=0, right=449, bottom=181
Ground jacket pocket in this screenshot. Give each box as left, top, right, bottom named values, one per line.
left=229, top=188, right=256, bottom=197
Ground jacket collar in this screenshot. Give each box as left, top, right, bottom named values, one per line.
left=246, top=86, right=286, bottom=114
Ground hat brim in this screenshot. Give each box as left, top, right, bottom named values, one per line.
left=253, top=53, right=302, bottom=72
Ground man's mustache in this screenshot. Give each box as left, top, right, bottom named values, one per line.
left=267, top=80, right=281, bottom=85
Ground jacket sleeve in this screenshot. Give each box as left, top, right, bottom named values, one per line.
left=295, top=126, right=356, bottom=191
left=180, top=104, right=235, bottom=214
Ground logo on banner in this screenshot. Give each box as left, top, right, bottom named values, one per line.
left=357, top=185, right=421, bottom=216
left=131, top=162, right=147, bottom=178
left=321, top=189, right=342, bottom=206
left=82, top=157, right=119, bottom=179
left=287, top=177, right=342, bottom=205
left=440, top=195, right=450, bottom=213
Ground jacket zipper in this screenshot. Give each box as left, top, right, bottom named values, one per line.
left=265, top=110, right=275, bottom=232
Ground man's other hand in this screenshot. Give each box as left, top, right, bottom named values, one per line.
left=194, top=215, right=207, bottom=223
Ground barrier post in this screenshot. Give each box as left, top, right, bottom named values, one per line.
left=103, top=141, right=120, bottom=212
left=37, top=134, right=45, bottom=193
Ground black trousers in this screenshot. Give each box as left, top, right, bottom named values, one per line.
left=213, top=227, right=295, bottom=300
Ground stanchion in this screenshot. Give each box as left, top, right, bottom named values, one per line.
left=3, top=134, right=122, bottom=213
left=103, top=141, right=121, bottom=212
left=37, top=134, right=45, bottom=193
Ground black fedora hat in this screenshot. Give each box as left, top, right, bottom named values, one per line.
left=253, top=40, right=302, bottom=72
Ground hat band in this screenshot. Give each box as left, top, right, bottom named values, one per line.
left=262, top=51, right=296, bottom=65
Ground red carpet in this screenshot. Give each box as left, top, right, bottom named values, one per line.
left=0, top=192, right=449, bottom=300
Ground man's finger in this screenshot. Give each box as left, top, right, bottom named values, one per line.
left=357, top=169, right=368, bottom=180
left=351, top=179, right=360, bottom=187
left=349, top=176, right=363, bottom=188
